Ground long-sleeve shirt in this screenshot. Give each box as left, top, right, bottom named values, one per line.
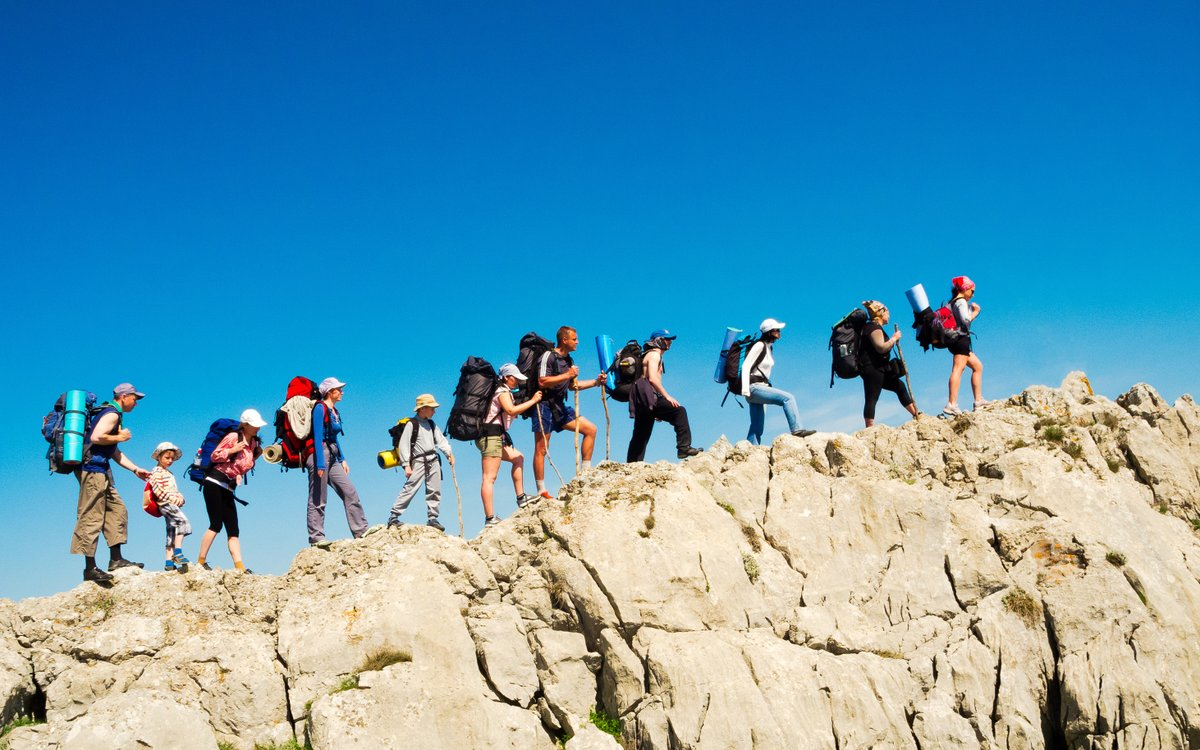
left=311, top=402, right=345, bottom=471
left=147, top=466, right=185, bottom=506
left=740, top=341, right=775, bottom=396
left=398, top=418, right=453, bottom=467
left=951, top=297, right=973, bottom=333
left=210, top=431, right=257, bottom=485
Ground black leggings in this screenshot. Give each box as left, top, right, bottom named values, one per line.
left=627, top=401, right=692, bottom=462
left=861, top=363, right=913, bottom=420
left=203, top=482, right=240, bottom=538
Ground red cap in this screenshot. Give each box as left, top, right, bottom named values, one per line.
left=952, top=275, right=975, bottom=293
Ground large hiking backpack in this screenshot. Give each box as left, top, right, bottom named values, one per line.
left=514, top=332, right=554, bottom=408
left=829, top=308, right=869, bottom=386
left=446, top=357, right=501, bottom=441
left=271, top=376, right=320, bottom=469
left=606, top=339, right=643, bottom=403
left=41, top=390, right=101, bottom=474
left=723, top=335, right=763, bottom=396
left=387, top=417, right=423, bottom=456
left=912, top=303, right=963, bottom=352
left=187, top=418, right=242, bottom=485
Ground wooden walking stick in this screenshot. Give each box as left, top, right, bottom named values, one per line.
left=574, top=386, right=581, bottom=474
left=894, top=324, right=918, bottom=414
left=535, top=402, right=566, bottom=488
left=449, top=460, right=464, bottom=538
left=599, top=385, right=611, bottom=461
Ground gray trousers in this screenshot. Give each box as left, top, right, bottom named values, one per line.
left=160, top=502, right=192, bottom=546
left=388, top=455, right=441, bottom=523
left=306, top=446, right=368, bottom=543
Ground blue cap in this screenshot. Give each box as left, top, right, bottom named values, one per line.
left=648, top=329, right=677, bottom=341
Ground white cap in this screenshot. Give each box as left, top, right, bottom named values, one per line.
left=759, top=318, right=786, bottom=333
left=240, top=408, right=268, bottom=428
left=498, top=364, right=527, bottom=381
left=319, top=377, right=347, bottom=396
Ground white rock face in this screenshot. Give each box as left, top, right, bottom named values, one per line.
left=3, top=378, right=1199, bottom=749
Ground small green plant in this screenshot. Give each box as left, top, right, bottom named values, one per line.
left=589, top=707, right=622, bottom=738
left=1107, top=457, right=1123, bottom=473
left=1042, top=425, right=1065, bottom=443
left=640, top=512, right=656, bottom=536
left=332, top=675, right=359, bottom=693
left=1062, top=442, right=1083, bottom=460
left=1158, top=503, right=1169, bottom=514
left=1003, top=588, right=1041, bottom=628
left=1, top=715, right=43, bottom=743
left=1008, top=438, right=1029, bottom=450
left=358, top=647, right=412, bottom=673
left=253, top=740, right=308, bottom=750
left=1191, top=519, right=1200, bottom=531
left=1105, top=550, right=1126, bottom=566
left=742, top=553, right=760, bottom=583
left=869, top=649, right=904, bottom=660
left=1100, top=412, right=1120, bottom=429
left=218, top=742, right=236, bottom=750
left=94, top=593, right=116, bottom=620
left=716, top=501, right=736, bottom=516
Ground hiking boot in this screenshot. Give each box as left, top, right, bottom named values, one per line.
left=386, top=520, right=402, bottom=529
left=240, top=568, right=254, bottom=575
left=84, top=567, right=114, bottom=585
left=164, top=562, right=177, bottom=572
left=363, top=524, right=385, bottom=536
left=515, top=493, right=533, bottom=509
left=942, top=403, right=963, bottom=416
left=677, top=447, right=703, bottom=459
left=200, top=562, right=213, bottom=571
left=791, top=429, right=817, bottom=438
left=108, top=558, right=144, bottom=572
left=484, top=516, right=501, bottom=528
left=172, top=553, right=190, bottom=574
left=427, top=519, right=445, bottom=532
left=311, top=540, right=333, bottom=550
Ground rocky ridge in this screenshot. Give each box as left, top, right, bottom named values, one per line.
left=2, top=373, right=1199, bottom=749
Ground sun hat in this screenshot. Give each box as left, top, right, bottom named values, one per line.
left=151, top=442, right=182, bottom=461
left=319, top=377, right=347, bottom=396
left=240, top=408, right=268, bottom=428
left=759, top=318, right=786, bottom=333
left=498, top=364, right=527, bottom=381
left=113, top=383, right=145, bottom=399
left=952, top=275, right=975, bottom=293
left=414, top=394, right=440, bottom=411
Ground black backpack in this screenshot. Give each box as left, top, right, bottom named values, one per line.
left=606, top=339, right=643, bottom=403
left=446, top=357, right=501, bottom=441
left=515, top=332, right=555, bottom=413
left=829, top=308, right=869, bottom=386
left=387, top=417, right=424, bottom=456
left=723, top=335, right=763, bottom=396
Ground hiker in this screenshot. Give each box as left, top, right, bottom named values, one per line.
left=531, top=326, right=605, bottom=499
left=388, top=394, right=455, bottom=531
left=944, top=277, right=986, bottom=415
left=71, top=383, right=151, bottom=584
left=307, top=377, right=369, bottom=546
left=860, top=301, right=919, bottom=427
left=741, top=318, right=816, bottom=444
left=144, top=442, right=192, bottom=572
left=479, top=365, right=543, bottom=527
left=627, top=329, right=703, bottom=462
left=196, top=408, right=265, bottom=573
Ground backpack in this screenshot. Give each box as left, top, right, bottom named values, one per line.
left=912, top=303, right=964, bottom=352
left=271, top=376, right=320, bottom=469
left=387, top=417, right=423, bottom=457
left=606, top=339, right=643, bottom=403
left=446, top=357, right=501, bottom=441
left=514, top=332, right=554, bottom=408
left=41, top=390, right=101, bottom=474
left=829, top=308, right=869, bottom=386
left=188, top=418, right=243, bottom=485
left=723, top=335, right=763, bottom=396
left=143, top=481, right=162, bottom=518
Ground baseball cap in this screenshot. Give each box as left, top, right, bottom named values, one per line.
left=113, top=383, right=145, bottom=399
left=648, top=329, right=677, bottom=341
left=240, top=408, right=268, bottom=428
left=319, top=377, right=347, bottom=396
left=759, top=318, right=786, bottom=333
left=498, top=364, right=527, bottom=381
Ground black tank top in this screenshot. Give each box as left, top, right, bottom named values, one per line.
left=861, top=322, right=891, bottom=370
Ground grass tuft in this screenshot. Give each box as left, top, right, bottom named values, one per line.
left=1062, top=442, right=1083, bottom=460
left=358, top=647, right=412, bottom=673
left=332, top=675, right=359, bottom=693
left=1042, top=425, right=1065, bottom=443
left=1008, top=438, right=1029, bottom=450
left=589, top=707, right=622, bottom=738
left=741, top=523, right=762, bottom=553
left=253, top=740, right=308, bottom=750
left=1106, top=457, right=1123, bottom=473
left=1003, top=588, right=1041, bottom=628
left=742, top=553, right=760, bottom=583
left=1105, top=550, right=1127, bottom=566
left=716, top=501, right=735, bottom=515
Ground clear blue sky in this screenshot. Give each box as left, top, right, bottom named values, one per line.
left=2, top=1, right=1196, bottom=599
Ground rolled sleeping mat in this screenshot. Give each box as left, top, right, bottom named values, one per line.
left=595, top=335, right=616, bottom=391
left=261, top=443, right=284, bottom=464
left=377, top=449, right=400, bottom=470
left=713, top=327, right=742, bottom=383
left=62, top=389, right=89, bottom=465
left=905, top=284, right=929, bottom=314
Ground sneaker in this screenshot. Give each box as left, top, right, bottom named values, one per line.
left=427, top=519, right=445, bottom=532
left=386, top=520, right=402, bottom=529
left=942, top=403, right=963, bottom=416
left=108, top=558, right=144, bottom=572
left=84, top=567, right=114, bottom=585
left=199, top=562, right=213, bottom=571
left=791, top=429, right=817, bottom=438
left=484, top=516, right=501, bottom=528
left=239, top=568, right=254, bottom=575
left=973, top=400, right=991, bottom=411
left=311, top=540, right=333, bottom=550
left=677, top=447, right=703, bottom=459
left=172, top=553, right=190, bottom=574
left=164, top=562, right=176, bottom=572
left=536, top=490, right=555, bottom=501
left=515, top=493, right=532, bottom=509
left=363, top=524, right=385, bottom=536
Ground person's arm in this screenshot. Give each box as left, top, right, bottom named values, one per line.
left=537, top=352, right=578, bottom=389
left=112, top=449, right=149, bottom=478
left=210, top=432, right=238, bottom=463
left=434, top=424, right=453, bottom=465
left=645, top=350, right=679, bottom=407
left=572, top=374, right=607, bottom=390
left=88, top=412, right=128, bottom=445
left=740, top=342, right=763, bottom=396
left=500, top=389, right=542, bottom=416
left=870, top=327, right=899, bottom=354
left=311, top=404, right=328, bottom=471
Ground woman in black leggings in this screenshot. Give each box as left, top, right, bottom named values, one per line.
left=860, top=301, right=918, bottom=427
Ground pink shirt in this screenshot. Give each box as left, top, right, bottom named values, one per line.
left=485, top=389, right=515, bottom=431
left=210, top=432, right=257, bottom=484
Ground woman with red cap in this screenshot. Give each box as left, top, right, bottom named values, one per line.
left=944, top=276, right=985, bottom=415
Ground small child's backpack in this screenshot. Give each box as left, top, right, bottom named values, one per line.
left=446, top=357, right=501, bottom=441
left=387, top=417, right=424, bottom=456
left=188, top=418, right=243, bottom=485
left=514, top=332, right=554, bottom=409
left=42, top=390, right=102, bottom=474
left=723, top=334, right=763, bottom=396
left=606, top=339, right=644, bottom=403
left=829, top=308, right=869, bottom=386
left=143, top=481, right=162, bottom=517
left=270, top=376, right=320, bottom=469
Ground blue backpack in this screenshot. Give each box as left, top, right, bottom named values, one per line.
left=187, top=418, right=242, bottom=485
left=41, top=391, right=100, bottom=474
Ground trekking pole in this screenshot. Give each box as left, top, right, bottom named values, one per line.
left=449, top=460, right=464, bottom=538
left=573, top=386, right=581, bottom=474
left=535, top=405, right=566, bottom=488
left=894, top=324, right=918, bottom=414
left=599, top=385, right=611, bottom=461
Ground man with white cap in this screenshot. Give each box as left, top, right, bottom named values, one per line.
left=307, top=377, right=369, bottom=546
left=72, top=382, right=151, bottom=585
left=388, top=394, right=455, bottom=531
left=739, top=318, right=815, bottom=444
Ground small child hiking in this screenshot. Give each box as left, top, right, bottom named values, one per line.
left=144, top=442, right=192, bottom=573
left=387, top=394, right=455, bottom=532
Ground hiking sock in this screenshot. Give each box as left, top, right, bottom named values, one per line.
left=109, top=543, right=123, bottom=561
left=234, top=561, right=246, bottom=572
left=85, top=556, right=97, bottom=570
left=197, top=556, right=206, bottom=566
left=536, top=480, right=546, bottom=492
left=583, top=460, right=592, bottom=470
left=173, top=547, right=184, bottom=558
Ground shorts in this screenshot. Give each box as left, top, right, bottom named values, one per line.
left=475, top=433, right=513, bottom=458
left=531, top=402, right=576, bottom=435
left=947, top=335, right=973, bottom=357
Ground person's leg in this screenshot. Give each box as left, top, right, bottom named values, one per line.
left=861, top=368, right=885, bottom=427
left=224, top=494, right=244, bottom=568
left=967, top=353, right=984, bottom=403
left=881, top=371, right=919, bottom=419
left=198, top=483, right=225, bottom=564
left=326, top=459, right=368, bottom=538
left=749, top=384, right=801, bottom=436
left=306, top=451, right=330, bottom=543
left=652, top=401, right=693, bottom=454
left=100, top=481, right=129, bottom=563
left=481, top=454, right=501, bottom=518
left=562, top=416, right=598, bottom=463
left=70, top=472, right=106, bottom=562
left=388, top=462, right=425, bottom=524
left=746, top=400, right=765, bottom=445
left=627, top=414, right=654, bottom=462
left=531, top=403, right=552, bottom=487
left=423, top=457, right=443, bottom=524
left=503, top=446, right=525, bottom=499
left=947, top=354, right=968, bottom=408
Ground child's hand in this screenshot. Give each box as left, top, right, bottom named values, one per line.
left=404, top=466, right=413, bottom=478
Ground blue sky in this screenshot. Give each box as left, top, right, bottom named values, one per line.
left=2, top=1, right=1196, bottom=599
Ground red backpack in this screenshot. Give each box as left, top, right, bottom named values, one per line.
left=273, top=376, right=320, bottom=470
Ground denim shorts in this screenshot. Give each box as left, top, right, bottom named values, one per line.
left=530, top=402, right=576, bottom=435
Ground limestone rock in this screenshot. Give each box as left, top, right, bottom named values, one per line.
left=0, top=600, right=33, bottom=727
left=566, top=722, right=624, bottom=749
left=56, top=689, right=217, bottom=749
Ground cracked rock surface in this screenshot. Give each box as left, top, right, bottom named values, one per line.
left=2, top=374, right=1199, bottom=749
